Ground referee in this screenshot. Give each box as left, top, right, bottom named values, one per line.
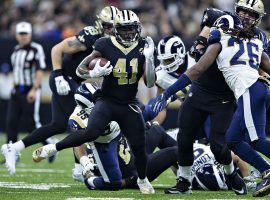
left=6, top=22, right=46, bottom=143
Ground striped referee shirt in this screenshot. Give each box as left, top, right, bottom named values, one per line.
left=11, top=42, right=46, bottom=86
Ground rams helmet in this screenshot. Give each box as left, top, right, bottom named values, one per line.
left=235, top=0, right=265, bottom=27
left=74, top=83, right=98, bottom=112
left=194, top=164, right=227, bottom=191
left=157, top=35, right=186, bottom=73
left=113, top=10, right=141, bottom=47
left=213, top=14, right=244, bottom=36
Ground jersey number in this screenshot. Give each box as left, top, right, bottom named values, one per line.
left=228, top=37, right=259, bottom=69
left=119, top=142, right=131, bottom=164
left=83, top=26, right=99, bottom=36
left=76, top=110, right=88, bottom=120
left=113, top=58, right=138, bottom=85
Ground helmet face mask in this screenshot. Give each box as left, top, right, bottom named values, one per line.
left=157, top=35, right=186, bottom=73
left=235, top=0, right=265, bottom=28
left=115, top=24, right=141, bottom=47
left=97, top=6, right=119, bottom=36
left=114, top=10, right=141, bottom=47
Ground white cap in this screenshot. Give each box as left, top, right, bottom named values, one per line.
left=16, top=22, right=32, bottom=34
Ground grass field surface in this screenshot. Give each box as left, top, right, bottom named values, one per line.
left=0, top=134, right=269, bottom=200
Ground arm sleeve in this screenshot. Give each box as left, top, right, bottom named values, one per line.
left=35, top=44, right=46, bottom=70
left=207, top=29, right=222, bottom=45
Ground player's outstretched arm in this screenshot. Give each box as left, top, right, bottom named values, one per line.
left=51, top=36, right=87, bottom=71
left=51, top=36, right=87, bottom=95
left=76, top=50, right=103, bottom=79
left=143, top=36, right=156, bottom=88
left=152, top=43, right=221, bottom=113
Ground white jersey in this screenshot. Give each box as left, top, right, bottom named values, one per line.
left=155, top=54, right=195, bottom=90
left=215, top=32, right=264, bottom=99
left=166, top=128, right=222, bottom=174
left=69, top=106, right=120, bottom=143
left=166, top=128, right=227, bottom=190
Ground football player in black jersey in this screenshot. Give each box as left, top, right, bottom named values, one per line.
left=1, top=6, right=119, bottom=175
left=151, top=3, right=248, bottom=196
left=153, top=0, right=270, bottom=196
left=31, top=10, right=156, bottom=194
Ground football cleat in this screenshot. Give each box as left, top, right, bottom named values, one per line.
left=137, top=177, right=155, bottom=194
left=32, top=144, right=57, bottom=163
left=244, top=167, right=261, bottom=182
left=226, top=170, right=247, bottom=195
left=245, top=181, right=257, bottom=192
left=72, top=164, right=84, bottom=182
left=253, top=169, right=270, bottom=197
left=1, top=142, right=19, bottom=175
left=164, top=176, right=192, bottom=194
left=47, top=138, right=59, bottom=163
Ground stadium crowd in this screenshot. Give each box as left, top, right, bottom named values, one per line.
left=1, top=0, right=270, bottom=197
left=0, top=0, right=269, bottom=46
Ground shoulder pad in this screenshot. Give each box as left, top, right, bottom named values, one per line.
left=201, top=8, right=226, bottom=29
left=76, top=26, right=101, bottom=47
left=208, top=29, right=222, bottom=45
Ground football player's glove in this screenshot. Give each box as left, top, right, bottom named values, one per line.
left=90, top=59, right=113, bottom=78
left=54, top=75, right=71, bottom=95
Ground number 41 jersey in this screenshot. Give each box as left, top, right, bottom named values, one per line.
left=93, top=36, right=146, bottom=103
left=208, top=25, right=267, bottom=100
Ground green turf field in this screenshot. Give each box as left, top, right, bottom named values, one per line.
left=0, top=134, right=268, bottom=200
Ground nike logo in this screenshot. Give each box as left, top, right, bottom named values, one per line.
left=262, top=180, right=269, bottom=186
left=233, top=188, right=245, bottom=194
left=222, top=100, right=230, bottom=104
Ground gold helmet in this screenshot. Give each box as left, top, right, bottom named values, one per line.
left=235, top=0, right=266, bottom=27
left=96, top=6, right=120, bottom=36
left=113, top=10, right=141, bottom=47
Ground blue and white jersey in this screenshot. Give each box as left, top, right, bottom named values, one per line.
left=155, top=54, right=195, bottom=90
left=69, top=106, right=120, bottom=143
left=208, top=28, right=266, bottom=99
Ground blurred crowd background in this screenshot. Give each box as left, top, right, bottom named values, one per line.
left=0, top=0, right=270, bottom=131
left=0, top=0, right=270, bottom=44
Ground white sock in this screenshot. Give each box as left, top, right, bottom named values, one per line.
left=79, top=156, right=91, bottom=168
left=179, top=165, right=192, bottom=182
left=45, top=137, right=54, bottom=144
left=87, top=177, right=97, bottom=188
left=13, top=140, right=25, bottom=152
left=223, top=160, right=235, bottom=175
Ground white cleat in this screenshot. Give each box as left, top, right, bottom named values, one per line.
left=32, top=144, right=57, bottom=163
left=137, top=177, right=155, bottom=194
left=72, top=164, right=84, bottom=182
left=1, top=142, right=19, bottom=175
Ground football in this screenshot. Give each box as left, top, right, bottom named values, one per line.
left=88, top=57, right=109, bottom=70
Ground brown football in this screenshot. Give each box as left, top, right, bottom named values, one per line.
left=88, top=57, right=109, bottom=70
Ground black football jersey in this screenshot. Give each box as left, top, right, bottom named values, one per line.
left=194, top=8, right=234, bottom=95
left=94, top=36, right=146, bottom=103
left=62, top=26, right=102, bottom=84
left=200, top=8, right=231, bottom=29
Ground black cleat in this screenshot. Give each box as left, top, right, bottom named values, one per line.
left=253, top=169, right=270, bottom=197
left=226, top=170, right=247, bottom=195
left=164, top=177, right=192, bottom=194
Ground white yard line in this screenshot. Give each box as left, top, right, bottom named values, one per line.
left=0, top=168, right=66, bottom=173
left=0, top=182, right=70, bottom=190
left=66, top=198, right=134, bottom=200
